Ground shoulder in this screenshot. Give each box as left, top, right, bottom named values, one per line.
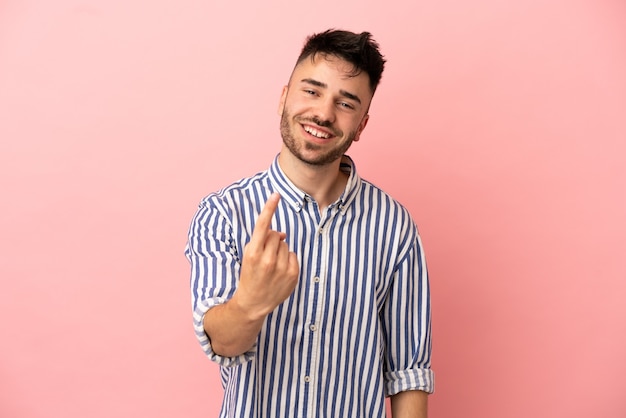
left=198, top=170, right=271, bottom=212
left=359, top=179, right=415, bottom=221
left=357, top=178, right=420, bottom=246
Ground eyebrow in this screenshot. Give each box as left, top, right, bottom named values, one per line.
left=301, top=78, right=362, bottom=105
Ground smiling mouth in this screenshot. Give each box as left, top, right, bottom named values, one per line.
left=303, top=125, right=332, bottom=139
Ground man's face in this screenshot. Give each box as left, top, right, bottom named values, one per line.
left=278, top=54, right=373, bottom=166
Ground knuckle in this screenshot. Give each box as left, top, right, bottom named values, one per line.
left=260, top=256, right=275, bottom=271
left=243, top=248, right=260, bottom=264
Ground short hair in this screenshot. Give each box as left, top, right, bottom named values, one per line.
left=296, top=29, right=386, bottom=93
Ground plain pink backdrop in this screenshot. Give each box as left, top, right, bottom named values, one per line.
left=1, top=0, right=625, bottom=417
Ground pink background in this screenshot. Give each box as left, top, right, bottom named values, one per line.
left=1, top=0, right=625, bottom=417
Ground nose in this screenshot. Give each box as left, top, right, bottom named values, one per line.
left=313, top=96, right=336, bottom=125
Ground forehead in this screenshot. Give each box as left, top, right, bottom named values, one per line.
left=291, top=54, right=373, bottom=97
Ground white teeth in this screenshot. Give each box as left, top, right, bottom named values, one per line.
left=304, top=126, right=331, bottom=139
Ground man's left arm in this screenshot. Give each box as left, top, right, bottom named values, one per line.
left=391, top=389, right=428, bottom=418
left=382, top=217, right=434, bottom=412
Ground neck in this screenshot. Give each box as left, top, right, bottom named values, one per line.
left=278, top=150, right=348, bottom=211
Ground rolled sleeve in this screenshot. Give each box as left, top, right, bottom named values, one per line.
left=385, top=369, right=435, bottom=396
left=193, top=296, right=256, bottom=368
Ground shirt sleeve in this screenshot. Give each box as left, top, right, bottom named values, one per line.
left=185, top=197, right=256, bottom=368
left=381, top=223, right=435, bottom=396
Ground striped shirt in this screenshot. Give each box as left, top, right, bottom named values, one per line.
left=185, top=155, right=434, bottom=417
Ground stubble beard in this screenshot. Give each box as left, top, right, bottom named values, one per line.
left=280, top=109, right=356, bottom=167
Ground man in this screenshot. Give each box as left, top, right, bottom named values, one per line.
left=186, top=29, right=434, bottom=417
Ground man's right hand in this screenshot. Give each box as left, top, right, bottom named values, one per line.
left=203, top=193, right=299, bottom=357
left=233, top=193, right=300, bottom=320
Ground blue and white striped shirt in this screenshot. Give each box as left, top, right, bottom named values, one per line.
left=186, top=155, right=434, bottom=417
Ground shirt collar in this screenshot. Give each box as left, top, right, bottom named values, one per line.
left=268, top=154, right=362, bottom=214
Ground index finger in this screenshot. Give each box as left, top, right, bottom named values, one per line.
left=250, top=192, right=281, bottom=245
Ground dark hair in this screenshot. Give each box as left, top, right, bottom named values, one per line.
left=296, top=29, right=386, bottom=93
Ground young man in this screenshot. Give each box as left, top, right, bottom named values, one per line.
left=186, top=29, right=434, bottom=417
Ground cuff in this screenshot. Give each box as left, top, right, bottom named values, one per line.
left=193, top=297, right=256, bottom=368
left=385, top=368, right=435, bottom=396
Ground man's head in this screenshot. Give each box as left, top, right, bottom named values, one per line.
left=295, top=29, right=386, bottom=95
left=278, top=29, right=385, bottom=167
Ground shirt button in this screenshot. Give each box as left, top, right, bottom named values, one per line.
left=318, top=228, right=323, bottom=234
left=313, top=276, right=320, bottom=283
left=309, top=324, right=317, bottom=332
left=304, top=376, right=311, bottom=383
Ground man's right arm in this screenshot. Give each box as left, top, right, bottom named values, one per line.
left=202, top=193, right=299, bottom=357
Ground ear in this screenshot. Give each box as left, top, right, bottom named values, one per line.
left=277, top=85, right=288, bottom=116
left=352, top=114, right=369, bottom=142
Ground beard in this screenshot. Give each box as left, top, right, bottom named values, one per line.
left=280, top=108, right=356, bottom=167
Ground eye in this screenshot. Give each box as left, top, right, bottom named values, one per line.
left=338, top=101, right=355, bottom=110
left=303, top=89, right=318, bottom=96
